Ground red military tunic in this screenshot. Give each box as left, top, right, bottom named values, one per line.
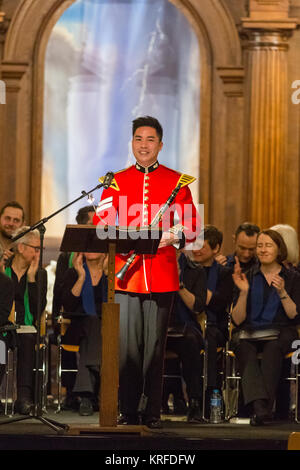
left=93, top=161, right=200, bottom=294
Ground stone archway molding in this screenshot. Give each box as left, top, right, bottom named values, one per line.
left=1, top=0, right=243, bottom=240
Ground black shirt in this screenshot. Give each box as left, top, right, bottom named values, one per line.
left=9, top=267, right=47, bottom=325
left=204, top=262, right=234, bottom=329
left=170, top=254, right=206, bottom=328
left=62, top=267, right=107, bottom=317
left=226, top=253, right=259, bottom=274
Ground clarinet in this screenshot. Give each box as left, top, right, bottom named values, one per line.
left=115, top=183, right=182, bottom=281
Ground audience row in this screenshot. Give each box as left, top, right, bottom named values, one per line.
left=0, top=200, right=299, bottom=427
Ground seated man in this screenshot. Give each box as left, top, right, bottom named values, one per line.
left=0, top=201, right=25, bottom=265
left=0, top=246, right=15, bottom=414
left=164, top=249, right=207, bottom=422
left=61, top=250, right=107, bottom=416
left=5, top=227, right=47, bottom=415
left=216, top=222, right=260, bottom=273
left=191, top=225, right=234, bottom=413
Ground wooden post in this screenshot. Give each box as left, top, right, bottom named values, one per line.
left=99, top=243, right=120, bottom=427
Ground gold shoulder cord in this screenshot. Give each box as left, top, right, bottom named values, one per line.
left=175, top=173, right=196, bottom=188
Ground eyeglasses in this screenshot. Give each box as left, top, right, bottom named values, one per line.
left=23, top=243, right=43, bottom=253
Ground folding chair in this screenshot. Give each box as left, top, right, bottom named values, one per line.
left=224, top=316, right=300, bottom=422
left=0, top=324, right=18, bottom=416
left=55, top=314, right=79, bottom=413
left=199, top=312, right=226, bottom=421
left=33, top=310, right=50, bottom=412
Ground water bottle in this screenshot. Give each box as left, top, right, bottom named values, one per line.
left=209, top=389, right=222, bottom=424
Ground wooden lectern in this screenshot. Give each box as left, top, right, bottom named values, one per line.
left=59, top=224, right=162, bottom=435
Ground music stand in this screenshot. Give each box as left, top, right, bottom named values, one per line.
left=59, top=224, right=162, bottom=435
left=0, top=177, right=114, bottom=434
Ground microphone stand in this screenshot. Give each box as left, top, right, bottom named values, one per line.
left=0, top=176, right=113, bottom=434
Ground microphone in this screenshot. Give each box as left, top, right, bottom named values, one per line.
left=103, top=172, right=114, bottom=189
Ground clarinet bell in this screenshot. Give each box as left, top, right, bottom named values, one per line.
left=116, top=252, right=136, bottom=280
left=115, top=262, right=130, bottom=280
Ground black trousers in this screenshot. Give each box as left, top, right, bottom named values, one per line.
left=17, top=333, right=36, bottom=401
left=72, top=316, right=102, bottom=397
left=205, top=325, right=227, bottom=389
left=115, top=291, right=174, bottom=419
left=61, top=317, right=86, bottom=395
left=233, top=326, right=298, bottom=409
left=165, top=324, right=204, bottom=401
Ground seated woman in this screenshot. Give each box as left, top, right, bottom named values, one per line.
left=6, top=227, right=47, bottom=415
left=61, top=251, right=107, bottom=416
left=232, top=229, right=300, bottom=426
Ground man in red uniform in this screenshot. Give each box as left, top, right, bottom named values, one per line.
left=93, top=116, right=200, bottom=428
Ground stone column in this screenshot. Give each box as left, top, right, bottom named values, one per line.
left=0, top=62, right=29, bottom=203
left=241, top=0, right=297, bottom=228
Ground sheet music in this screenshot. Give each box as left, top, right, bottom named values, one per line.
left=16, top=325, right=37, bottom=334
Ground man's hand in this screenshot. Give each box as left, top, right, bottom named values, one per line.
left=215, top=253, right=227, bottom=266
left=232, top=256, right=249, bottom=292
left=158, top=231, right=179, bottom=249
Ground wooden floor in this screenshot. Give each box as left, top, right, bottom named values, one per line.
left=0, top=407, right=299, bottom=452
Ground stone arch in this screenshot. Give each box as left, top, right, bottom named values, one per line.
left=1, top=0, right=244, bottom=245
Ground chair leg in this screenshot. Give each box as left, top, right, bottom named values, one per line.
left=56, top=342, right=62, bottom=413
left=224, top=349, right=240, bottom=421
left=295, top=362, right=299, bottom=423
left=201, top=344, right=208, bottom=421
left=5, top=348, right=16, bottom=416
left=41, top=343, right=48, bottom=412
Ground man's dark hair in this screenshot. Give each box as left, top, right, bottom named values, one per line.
left=0, top=201, right=25, bottom=221
left=76, top=206, right=95, bottom=224
left=258, top=229, right=287, bottom=264
left=235, top=222, right=260, bottom=238
left=204, top=225, right=223, bottom=250
left=132, top=116, right=163, bottom=141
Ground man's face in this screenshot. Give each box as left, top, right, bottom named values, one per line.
left=132, top=126, right=163, bottom=167
left=86, top=211, right=95, bottom=225
left=192, top=240, right=219, bottom=266
left=234, top=231, right=257, bottom=264
left=0, top=207, right=24, bottom=239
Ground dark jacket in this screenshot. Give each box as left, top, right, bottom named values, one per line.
left=62, top=267, right=107, bottom=317
left=8, top=267, right=47, bottom=326
left=204, top=261, right=234, bottom=331
left=170, top=254, right=206, bottom=330
left=233, top=264, right=300, bottom=330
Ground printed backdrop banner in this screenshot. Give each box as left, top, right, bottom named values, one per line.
left=42, top=0, right=200, bottom=238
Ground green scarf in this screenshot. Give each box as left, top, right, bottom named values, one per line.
left=5, top=266, right=33, bottom=326
left=68, top=252, right=75, bottom=268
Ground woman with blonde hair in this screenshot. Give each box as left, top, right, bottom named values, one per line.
left=270, top=224, right=299, bottom=267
